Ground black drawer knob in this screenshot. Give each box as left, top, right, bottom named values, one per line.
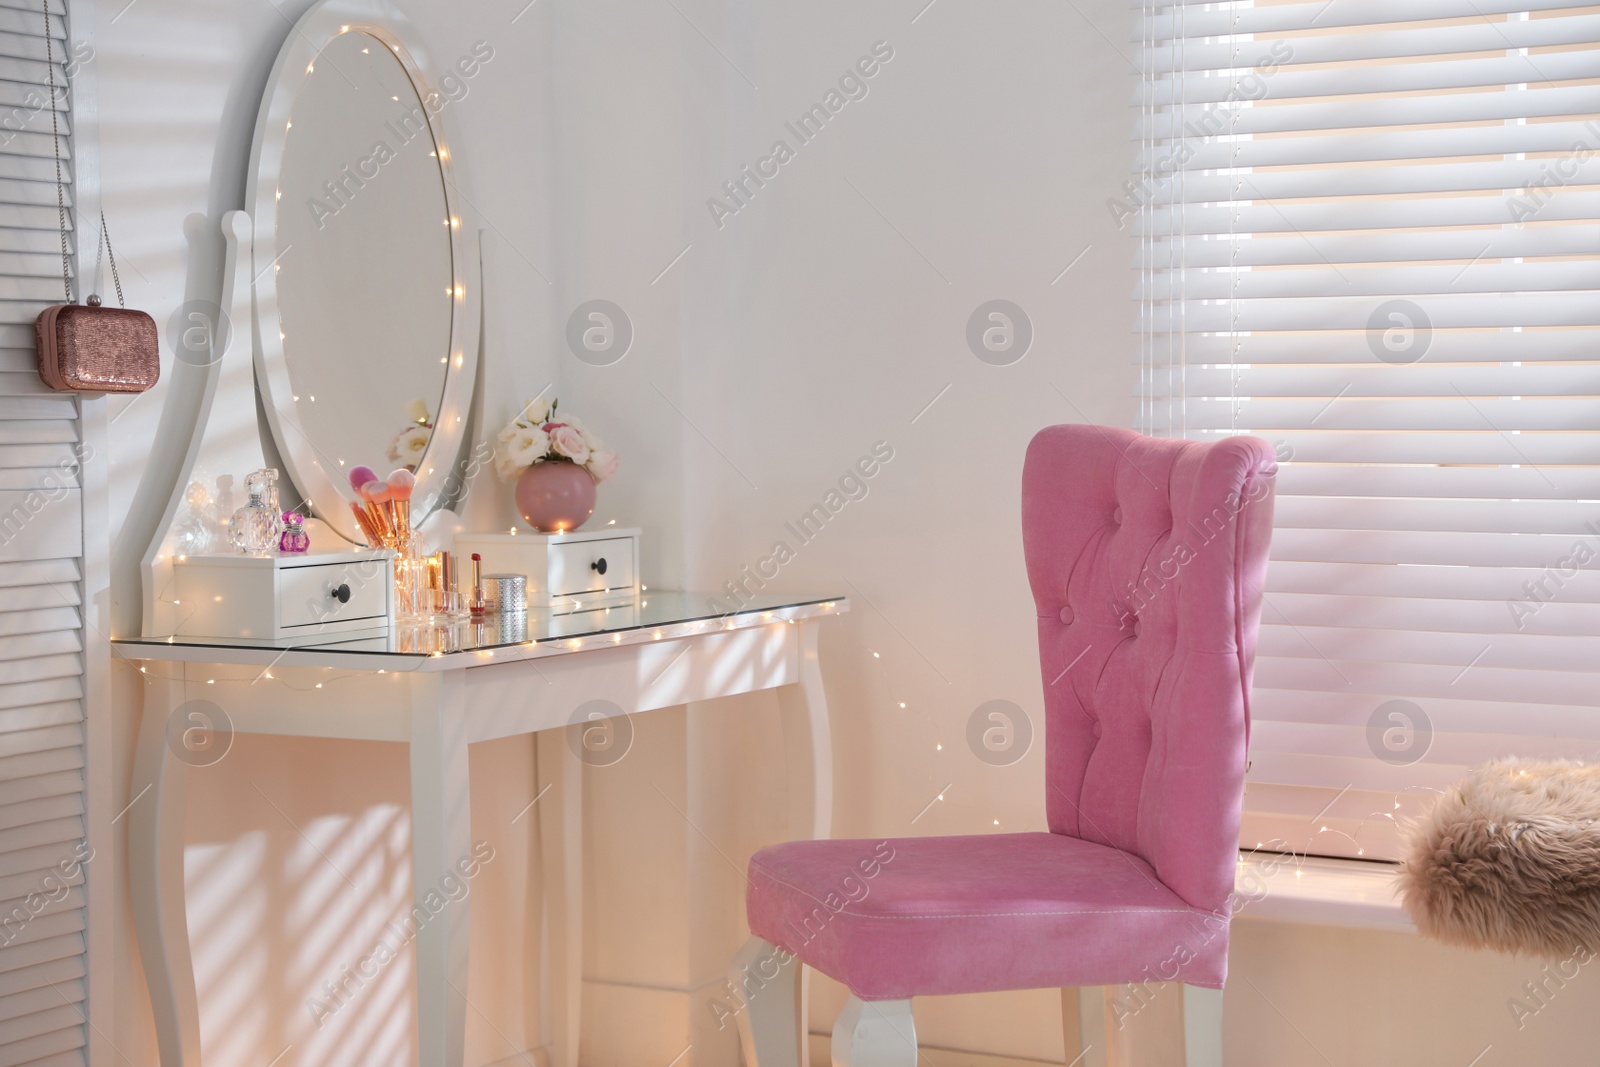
left=331, top=583, right=351, bottom=604
left=591, top=557, right=608, bottom=576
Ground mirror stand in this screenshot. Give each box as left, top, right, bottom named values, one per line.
left=131, top=0, right=485, bottom=639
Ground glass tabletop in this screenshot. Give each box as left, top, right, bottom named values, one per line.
left=114, top=591, right=846, bottom=659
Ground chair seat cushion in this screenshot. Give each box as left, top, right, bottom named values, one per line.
left=747, top=832, right=1230, bottom=1000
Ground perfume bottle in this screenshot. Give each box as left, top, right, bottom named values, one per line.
left=228, top=485, right=277, bottom=555
left=244, top=468, right=285, bottom=546
left=279, top=511, right=310, bottom=554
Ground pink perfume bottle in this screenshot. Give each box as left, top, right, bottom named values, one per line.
left=279, top=511, right=310, bottom=554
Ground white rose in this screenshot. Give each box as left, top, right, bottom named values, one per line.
left=586, top=449, right=618, bottom=483
left=495, top=424, right=549, bottom=480
left=493, top=448, right=520, bottom=482
left=520, top=396, right=552, bottom=426
left=494, top=425, right=521, bottom=479
left=513, top=426, right=549, bottom=465
left=548, top=425, right=590, bottom=465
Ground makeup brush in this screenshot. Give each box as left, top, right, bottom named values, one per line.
left=387, top=469, right=416, bottom=553
left=350, top=501, right=382, bottom=546
left=348, top=465, right=379, bottom=496
left=363, top=479, right=395, bottom=546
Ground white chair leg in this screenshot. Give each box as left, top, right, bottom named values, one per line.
left=731, top=937, right=801, bottom=1067
left=832, top=996, right=916, bottom=1067
left=1182, top=985, right=1223, bottom=1067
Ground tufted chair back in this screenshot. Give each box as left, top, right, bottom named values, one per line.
left=1021, top=425, right=1277, bottom=916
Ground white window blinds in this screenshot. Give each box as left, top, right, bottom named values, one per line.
left=1132, top=0, right=1600, bottom=860
left=0, top=1, right=91, bottom=1063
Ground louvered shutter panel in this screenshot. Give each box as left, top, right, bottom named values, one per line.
left=1133, top=1, right=1600, bottom=860
left=0, top=0, right=88, bottom=1063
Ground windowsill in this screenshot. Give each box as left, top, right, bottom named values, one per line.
left=1236, top=852, right=1415, bottom=933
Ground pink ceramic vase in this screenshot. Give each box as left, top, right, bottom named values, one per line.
left=515, top=460, right=596, bottom=532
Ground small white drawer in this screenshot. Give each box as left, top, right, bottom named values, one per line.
left=172, top=549, right=395, bottom=642
left=549, top=537, right=635, bottom=597
left=455, top=528, right=641, bottom=611
left=278, top=558, right=391, bottom=629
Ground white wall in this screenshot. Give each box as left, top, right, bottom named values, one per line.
left=95, top=1, right=1600, bottom=1065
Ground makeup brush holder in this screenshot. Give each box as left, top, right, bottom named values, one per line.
left=393, top=552, right=431, bottom=622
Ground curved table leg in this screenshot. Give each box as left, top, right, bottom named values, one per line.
left=128, top=673, right=202, bottom=1066
left=776, top=620, right=833, bottom=1054
left=410, top=673, right=472, bottom=1067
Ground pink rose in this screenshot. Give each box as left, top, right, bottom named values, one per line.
left=548, top=424, right=590, bottom=464
left=586, top=449, right=618, bottom=483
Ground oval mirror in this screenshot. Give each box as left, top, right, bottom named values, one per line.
left=248, top=0, right=477, bottom=546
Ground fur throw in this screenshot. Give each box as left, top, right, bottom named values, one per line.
left=1400, top=758, right=1600, bottom=956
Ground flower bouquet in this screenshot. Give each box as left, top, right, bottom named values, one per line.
left=495, top=397, right=618, bottom=532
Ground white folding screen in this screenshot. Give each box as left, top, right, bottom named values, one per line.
left=0, top=0, right=102, bottom=1063
left=1132, top=0, right=1600, bottom=860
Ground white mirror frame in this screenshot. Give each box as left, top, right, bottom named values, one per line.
left=246, top=0, right=479, bottom=546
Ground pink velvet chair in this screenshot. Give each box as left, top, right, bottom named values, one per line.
left=729, top=425, right=1277, bottom=1067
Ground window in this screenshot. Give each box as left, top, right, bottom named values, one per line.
left=1132, top=0, right=1600, bottom=859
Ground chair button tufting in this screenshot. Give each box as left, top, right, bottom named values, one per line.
left=1091, top=722, right=1102, bottom=739
left=1112, top=507, right=1123, bottom=525
left=1059, top=605, right=1074, bottom=624
left=1130, top=616, right=1141, bottom=637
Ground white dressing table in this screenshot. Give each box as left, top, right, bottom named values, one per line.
left=110, top=5, right=836, bottom=1063
left=117, top=593, right=847, bottom=1067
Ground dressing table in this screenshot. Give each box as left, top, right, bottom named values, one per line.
left=117, top=593, right=846, bottom=1067
left=112, top=2, right=846, bottom=1064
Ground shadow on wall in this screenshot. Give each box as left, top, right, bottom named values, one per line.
left=179, top=736, right=417, bottom=1065
left=173, top=730, right=536, bottom=1066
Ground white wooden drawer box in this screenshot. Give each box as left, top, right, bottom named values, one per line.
left=171, top=549, right=395, bottom=642
left=455, top=528, right=640, bottom=612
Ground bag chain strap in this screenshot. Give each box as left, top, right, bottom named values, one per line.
left=43, top=0, right=122, bottom=308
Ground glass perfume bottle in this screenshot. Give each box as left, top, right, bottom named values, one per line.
left=228, top=485, right=277, bottom=555
left=279, top=511, right=310, bottom=554
left=244, top=468, right=285, bottom=546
